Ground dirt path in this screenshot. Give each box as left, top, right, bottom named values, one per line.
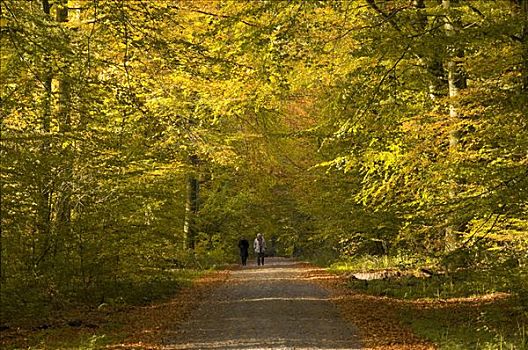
left=163, top=257, right=362, bottom=349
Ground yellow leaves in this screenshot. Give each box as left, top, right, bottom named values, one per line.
left=466, top=216, right=528, bottom=245
left=201, top=145, right=239, bottom=167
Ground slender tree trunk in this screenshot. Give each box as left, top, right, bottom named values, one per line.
left=55, top=0, right=72, bottom=232
left=183, top=155, right=200, bottom=250
left=443, top=0, right=467, bottom=252
left=184, top=176, right=199, bottom=250
left=443, top=0, right=466, bottom=119
left=34, top=0, right=54, bottom=269
left=515, top=0, right=528, bottom=91
left=443, top=0, right=457, bottom=251
left=34, top=0, right=73, bottom=276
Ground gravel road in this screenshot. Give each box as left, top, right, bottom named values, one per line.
left=164, top=257, right=362, bottom=349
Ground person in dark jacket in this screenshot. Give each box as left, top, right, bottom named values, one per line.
left=238, top=237, right=249, bottom=266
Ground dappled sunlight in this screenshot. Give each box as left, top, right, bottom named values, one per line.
left=162, top=339, right=359, bottom=349
left=109, top=338, right=359, bottom=350
left=218, top=296, right=334, bottom=302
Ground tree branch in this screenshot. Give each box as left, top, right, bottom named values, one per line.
left=365, top=0, right=402, bottom=32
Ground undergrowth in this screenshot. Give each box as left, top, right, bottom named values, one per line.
left=1, top=268, right=203, bottom=328
left=0, top=268, right=208, bottom=349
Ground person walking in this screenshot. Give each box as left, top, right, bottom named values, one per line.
left=238, top=237, right=249, bottom=266
left=254, top=233, right=266, bottom=266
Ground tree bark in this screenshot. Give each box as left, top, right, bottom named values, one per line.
left=443, top=0, right=466, bottom=121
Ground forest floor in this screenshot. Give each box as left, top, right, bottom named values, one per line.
left=0, top=258, right=434, bottom=350
left=1, top=257, right=437, bottom=349
left=103, top=256, right=435, bottom=349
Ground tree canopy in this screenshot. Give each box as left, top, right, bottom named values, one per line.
left=1, top=0, right=527, bottom=322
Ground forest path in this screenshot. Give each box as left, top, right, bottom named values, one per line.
left=163, top=257, right=362, bottom=349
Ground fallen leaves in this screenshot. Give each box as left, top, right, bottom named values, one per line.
left=105, top=270, right=229, bottom=349
left=303, top=267, right=435, bottom=350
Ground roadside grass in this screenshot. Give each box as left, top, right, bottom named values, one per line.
left=0, top=268, right=206, bottom=349
left=406, top=297, right=528, bottom=350
left=331, top=256, right=528, bottom=349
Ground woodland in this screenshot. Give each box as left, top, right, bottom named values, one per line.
left=0, top=0, right=527, bottom=348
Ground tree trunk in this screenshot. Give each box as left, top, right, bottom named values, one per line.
left=413, top=0, right=448, bottom=100
left=34, top=0, right=73, bottom=272
left=55, top=0, right=72, bottom=231
left=443, top=0, right=467, bottom=252
left=183, top=155, right=200, bottom=250
left=514, top=0, right=528, bottom=91
left=34, top=0, right=54, bottom=269
left=443, top=0, right=466, bottom=119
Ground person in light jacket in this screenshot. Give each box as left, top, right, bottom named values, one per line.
left=254, top=233, right=266, bottom=266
